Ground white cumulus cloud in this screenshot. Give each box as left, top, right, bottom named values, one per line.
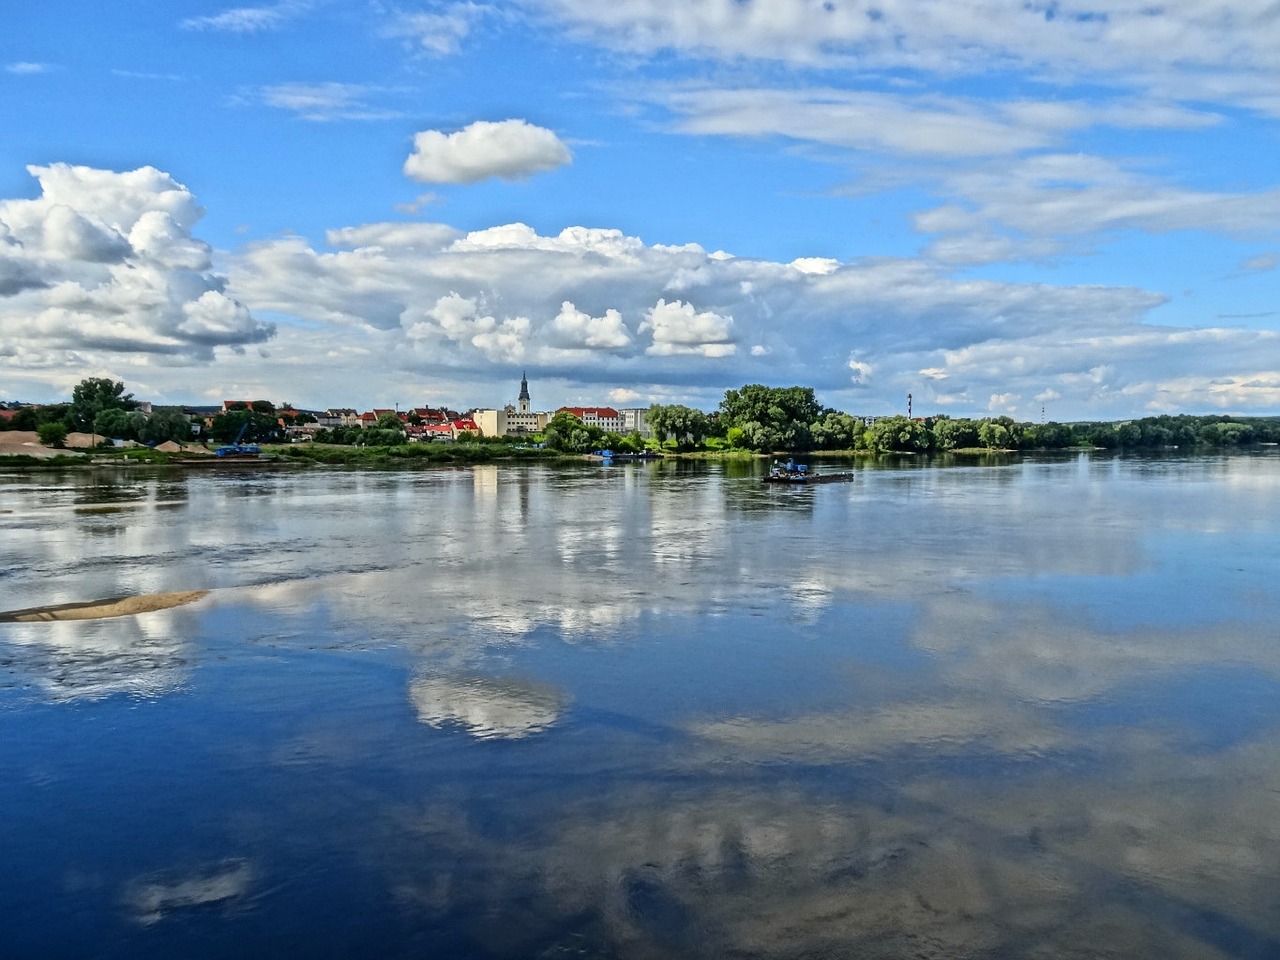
left=404, top=119, right=572, bottom=184
left=549, top=301, right=632, bottom=350
left=641, top=298, right=736, bottom=358
left=0, top=164, right=273, bottom=374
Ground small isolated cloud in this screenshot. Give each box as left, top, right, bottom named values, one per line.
left=112, top=70, right=185, bottom=82
left=404, top=119, right=572, bottom=184
left=1238, top=253, right=1278, bottom=274
left=248, top=83, right=403, bottom=122
left=641, top=298, right=735, bottom=358
left=394, top=192, right=441, bottom=214
left=609, top=387, right=642, bottom=403
left=848, top=357, right=873, bottom=384
left=383, top=4, right=485, bottom=56
left=5, top=62, right=52, bottom=75
left=180, top=2, right=307, bottom=33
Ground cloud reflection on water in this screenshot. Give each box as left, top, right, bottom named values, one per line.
left=409, top=674, right=568, bottom=740
left=0, top=611, right=192, bottom=701
left=383, top=771, right=1271, bottom=959
left=5, top=458, right=1280, bottom=957
left=124, top=858, right=254, bottom=926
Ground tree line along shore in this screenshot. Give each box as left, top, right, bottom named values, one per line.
left=3, top=379, right=1279, bottom=468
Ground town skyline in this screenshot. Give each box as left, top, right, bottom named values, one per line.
left=3, top=3, right=1279, bottom=419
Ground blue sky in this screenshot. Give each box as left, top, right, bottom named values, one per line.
left=2, top=1, right=1278, bottom=418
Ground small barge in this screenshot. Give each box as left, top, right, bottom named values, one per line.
left=762, top=459, right=855, bottom=485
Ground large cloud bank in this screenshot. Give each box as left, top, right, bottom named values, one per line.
left=227, top=213, right=1280, bottom=416
left=0, top=164, right=273, bottom=380
left=4, top=162, right=1277, bottom=416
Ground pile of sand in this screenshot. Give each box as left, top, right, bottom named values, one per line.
left=0, top=431, right=78, bottom=459
left=0, top=590, right=210, bottom=622
left=155, top=440, right=212, bottom=455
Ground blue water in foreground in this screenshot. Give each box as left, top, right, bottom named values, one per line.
left=2, top=453, right=1280, bottom=958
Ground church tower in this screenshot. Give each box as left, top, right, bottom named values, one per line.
left=518, top=371, right=531, bottom=414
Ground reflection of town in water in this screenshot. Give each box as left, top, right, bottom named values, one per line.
left=2, top=454, right=1280, bottom=957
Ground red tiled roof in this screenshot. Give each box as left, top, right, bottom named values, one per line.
left=558, top=406, right=621, bottom=419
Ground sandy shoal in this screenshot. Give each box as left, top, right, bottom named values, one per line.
left=0, top=590, right=210, bottom=622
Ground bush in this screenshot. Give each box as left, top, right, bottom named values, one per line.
left=38, top=422, right=68, bottom=448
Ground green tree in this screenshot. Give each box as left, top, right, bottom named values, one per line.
left=70, top=377, right=137, bottom=430
left=719, top=385, right=821, bottom=451
left=37, top=422, right=68, bottom=448
left=810, top=411, right=863, bottom=450
left=860, top=416, right=931, bottom=453
left=93, top=408, right=145, bottom=440
left=978, top=420, right=1010, bottom=449
left=647, top=404, right=709, bottom=451
left=139, top=408, right=195, bottom=444
left=931, top=417, right=979, bottom=451
left=543, top=412, right=602, bottom=452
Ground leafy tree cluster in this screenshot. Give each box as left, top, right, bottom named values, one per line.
left=2, top=379, right=193, bottom=445
left=312, top=425, right=415, bottom=446
left=71, top=377, right=138, bottom=431
left=718, top=385, right=825, bottom=451
left=209, top=408, right=283, bottom=444
left=541, top=412, right=645, bottom=454
left=646, top=404, right=709, bottom=451
left=644, top=386, right=1280, bottom=455
left=856, top=413, right=1280, bottom=454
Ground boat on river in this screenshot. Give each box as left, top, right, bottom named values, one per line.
left=762, top=459, right=855, bottom=485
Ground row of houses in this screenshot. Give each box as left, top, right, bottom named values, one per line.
left=214, top=375, right=651, bottom=443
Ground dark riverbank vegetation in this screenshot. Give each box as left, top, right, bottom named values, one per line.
left=4, top=379, right=1280, bottom=469
left=651, top=385, right=1280, bottom=455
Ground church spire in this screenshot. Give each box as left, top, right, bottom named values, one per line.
left=518, top=370, right=530, bottom=412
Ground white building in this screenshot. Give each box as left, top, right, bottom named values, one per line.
left=473, top=372, right=548, bottom=437
left=619, top=407, right=650, bottom=438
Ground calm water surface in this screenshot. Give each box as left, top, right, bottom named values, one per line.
left=2, top=454, right=1279, bottom=958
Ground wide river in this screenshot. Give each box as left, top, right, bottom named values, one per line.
left=3, top=453, right=1279, bottom=958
